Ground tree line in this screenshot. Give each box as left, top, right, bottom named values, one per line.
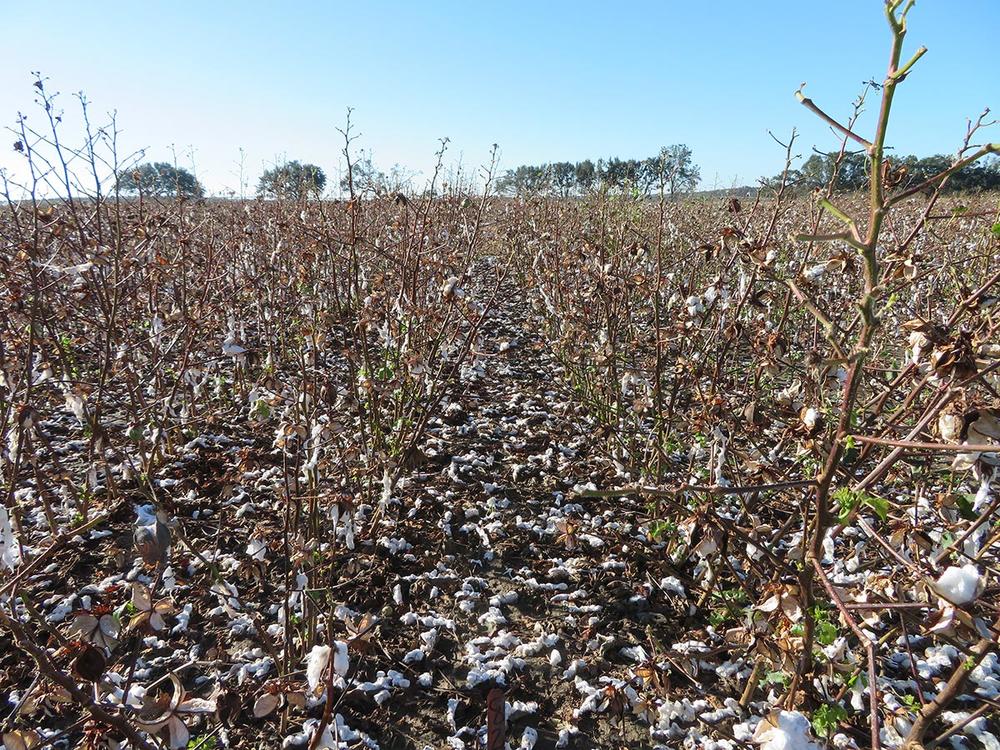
left=116, top=148, right=1000, bottom=201
left=117, top=161, right=328, bottom=200
left=768, top=151, right=1000, bottom=193
left=496, top=144, right=701, bottom=197
left=117, top=158, right=412, bottom=200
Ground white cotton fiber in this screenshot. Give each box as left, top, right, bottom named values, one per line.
left=934, top=564, right=983, bottom=605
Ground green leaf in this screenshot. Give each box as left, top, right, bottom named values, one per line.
left=649, top=520, right=674, bottom=541
left=816, top=620, right=839, bottom=646
left=764, top=670, right=790, bottom=687
left=956, top=494, right=977, bottom=521
left=812, top=704, right=848, bottom=737
left=833, top=488, right=861, bottom=523
left=863, top=494, right=889, bottom=522
left=833, top=488, right=890, bottom=523
left=992, top=222, right=1000, bottom=238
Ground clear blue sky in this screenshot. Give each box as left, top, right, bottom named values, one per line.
left=2, top=1, right=997, bottom=195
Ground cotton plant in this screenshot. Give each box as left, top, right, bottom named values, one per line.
left=135, top=675, right=217, bottom=750
left=709, top=425, right=731, bottom=487
left=222, top=317, right=248, bottom=358
left=0, top=504, right=20, bottom=570
left=301, top=418, right=329, bottom=487
left=330, top=498, right=357, bottom=550
left=305, top=641, right=350, bottom=695
left=63, top=389, right=88, bottom=424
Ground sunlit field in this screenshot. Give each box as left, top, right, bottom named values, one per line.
left=2, top=3, right=999, bottom=749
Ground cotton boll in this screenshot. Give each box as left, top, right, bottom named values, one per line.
left=222, top=332, right=247, bottom=357
left=804, top=263, right=827, bottom=280
left=938, top=412, right=962, bottom=443
left=64, top=391, right=88, bottom=423
left=801, top=407, right=820, bottom=431
left=752, top=711, right=820, bottom=750
left=403, top=648, right=425, bottom=664
left=246, top=538, right=266, bottom=561
left=306, top=645, right=330, bottom=693
left=686, top=296, right=705, bottom=317
left=442, top=276, right=463, bottom=300
left=934, top=564, right=984, bottom=605
left=556, top=726, right=577, bottom=748
left=333, top=640, right=350, bottom=676
left=1, top=505, right=20, bottom=570
left=659, top=576, right=686, bottom=597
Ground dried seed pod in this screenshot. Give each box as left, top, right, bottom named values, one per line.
left=72, top=642, right=107, bottom=682
left=134, top=514, right=171, bottom=566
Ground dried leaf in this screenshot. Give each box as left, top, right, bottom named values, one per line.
left=3, top=730, right=41, bottom=750
left=253, top=692, right=281, bottom=718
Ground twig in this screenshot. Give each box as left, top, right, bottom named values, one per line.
left=811, top=557, right=880, bottom=750
left=847, top=435, right=1000, bottom=453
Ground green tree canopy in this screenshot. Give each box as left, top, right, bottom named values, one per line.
left=575, top=160, right=597, bottom=192
left=772, top=151, right=1000, bottom=193
left=257, top=161, right=327, bottom=200
left=497, top=146, right=700, bottom=197
left=551, top=162, right=576, bottom=197
left=118, top=162, right=204, bottom=198
left=496, top=165, right=550, bottom=196
left=649, top=144, right=701, bottom=197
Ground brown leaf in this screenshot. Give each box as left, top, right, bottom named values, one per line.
left=72, top=643, right=107, bottom=682
left=3, top=730, right=41, bottom=750
left=253, top=692, right=282, bottom=718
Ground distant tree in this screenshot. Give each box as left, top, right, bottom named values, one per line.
left=797, top=153, right=832, bottom=189
left=599, top=158, right=625, bottom=190
left=575, top=160, right=597, bottom=192
left=946, top=155, right=1000, bottom=191
left=497, top=165, right=549, bottom=196
left=900, top=153, right=1000, bottom=192
left=383, top=163, right=418, bottom=194
left=907, top=154, right=951, bottom=184
left=598, top=157, right=645, bottom=192
left=257, top=161, right=326, bottom=200
left=769, top=151, right=1000, bottom=194
left=837, top=152, right=869, bottom=191
left=498, top=147, right=701, bottom=198
left=551, top=162, right=576, bottom=197
left=785, top=151, right=866, bottom=191
left=495, top=170, right=515, bottom=195
left=624, top=159, right=644, bottom=189
left=640, top=156, right=661, bottom=195
left=654, top=144, right=700, bottom=197
left=341, top=155, right=388, bottom=195
left=119, top=162, right=204, bottom=198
